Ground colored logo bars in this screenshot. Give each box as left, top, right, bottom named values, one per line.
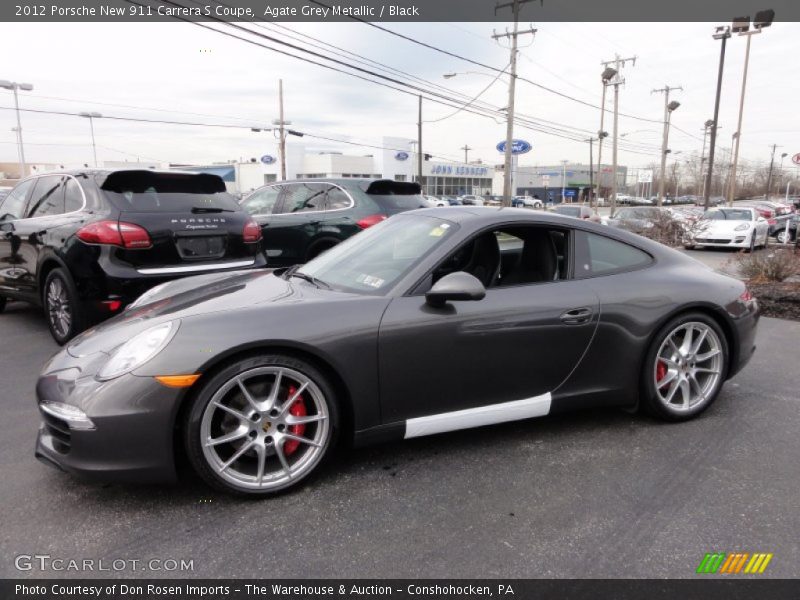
left=696, top=552, right=773, bottom=574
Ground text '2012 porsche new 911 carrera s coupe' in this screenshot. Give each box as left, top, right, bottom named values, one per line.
left=34, top=207, right=759, bottom=496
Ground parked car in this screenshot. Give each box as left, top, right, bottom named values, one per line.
left=34, top=207, right=759, bottom=496
left=423, top=195, right=447, bottom=208
left=458, top=194, right=485, bottom=206
left=550, top=204, right=593, bottom=220
left=512, top=195, right=544, bottom=209
left=687, top=207, right=769, bottom=252
left=241, top=178, right=427, bottom=267
left=605, top=206, right=672, bottom=231
left=0, top=169, right=265, bottom=343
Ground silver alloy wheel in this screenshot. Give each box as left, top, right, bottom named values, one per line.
left=200, top=366, right=330, bottom=491
left=46, top=278, right=71, bottom=338
left=653, top=322, right=723, bottom=412
left=776, top=230, right=789, bottom=244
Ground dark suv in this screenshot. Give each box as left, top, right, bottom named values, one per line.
left=240, top=178, right=428, bottom=266
left=0, top=169, right=265, bottom=343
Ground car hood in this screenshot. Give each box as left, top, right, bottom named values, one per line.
left=66, top=269, right=350, bottom=357
left=698, top=220, right=751, bottom=234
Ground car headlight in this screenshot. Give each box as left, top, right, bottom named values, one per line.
left=128, top=282, right=171, bottom=310
left=734, top=223, right=751, bottom=231
left=97, top=320, right=179, bottom=381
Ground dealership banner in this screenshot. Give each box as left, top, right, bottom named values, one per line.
left=3, top=0, right=800, bottom=22
left=3, top=579, right=800, bottom=600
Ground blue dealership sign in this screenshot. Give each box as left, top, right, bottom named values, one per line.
left=496, top=139, right=532, bottom=155
left=395, top=151, right=409, bottom=161
left=260, top=154, right=276, bottom=165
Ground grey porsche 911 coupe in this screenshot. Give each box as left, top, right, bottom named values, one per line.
left=35, top=207, right=759, bottom=496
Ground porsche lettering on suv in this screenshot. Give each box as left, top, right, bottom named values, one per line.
left=0, top=169, right=265, bottom=343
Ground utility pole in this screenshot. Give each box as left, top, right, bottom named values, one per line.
left=704, top=26, right=731, bottom=209
left=461, top=144, right=472, bottom=164
left=653, top=85, right=682, bottom=206
left=601, top=55, right=636, bottom=217
left=765, top=143, right=778, bottom=200
left=417, top=95, right=423, bottom=187
left=277, top=79, right=287, bottom=181
left=493, top=0, right=538, bottom=207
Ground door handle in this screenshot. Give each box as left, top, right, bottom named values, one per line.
left=560, top=307, right=593, bottom=325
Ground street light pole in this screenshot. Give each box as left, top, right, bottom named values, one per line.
left=461, top=144, right=472, bottom=164
left=79, top=112, right=102, bottom=167
left=704, top=26, right=731, bottom=209
left=585, top=137, right=595, bottom=207
left=765, top=143, right=779, bottom=200
left=653, top=86, right=682, bottom=206
left=600, top=56, right=635, bottom=217
left=0, top=80, right=34, bottom=178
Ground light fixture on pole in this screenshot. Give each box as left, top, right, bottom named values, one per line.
left=704, top=25, right=731, bottom=209
left=595, top=67, right=616, bottom=207
left=727, top=9, right=775, bottom=206
left=0, top=80, right=34, bottom=178
left=79, top=111, right=102, bottom=168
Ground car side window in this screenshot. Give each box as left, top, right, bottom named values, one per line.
left=575, top=231, right=652, bottom=278
left=279, top=183, right=327, bottom=213
left=0, top=179, right=34, bottom=220
left=64, top=177, right=84, bottom=212
left=325, top=186, right=352, bottom=210
left=242, top=185, right=281, bottom=215
left=26, top=176, right=64, bottom=218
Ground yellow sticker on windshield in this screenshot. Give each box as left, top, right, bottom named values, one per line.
left=430, top=226, right=446, bottom=237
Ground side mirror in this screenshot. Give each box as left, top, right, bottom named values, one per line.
left=0, top=219, right=15, bottom=232
left=757, top=216, right=766, bottom=222
left=425, top=271, right=486, bottom=308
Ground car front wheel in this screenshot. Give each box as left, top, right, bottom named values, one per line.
left=185, top=354, right=339, bottom=496
left=640, top=313, right=728, bottom=421
left=43, top=268, right=85, bottom=345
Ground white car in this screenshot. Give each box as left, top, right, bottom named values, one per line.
left=512, top=195, right=544, bottom=209
left=688, top=207, right=770, bottom=251
left=424, top=195, right=449, bottom=207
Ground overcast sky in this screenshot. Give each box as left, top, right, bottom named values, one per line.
left=1, top=20, right=798, bottom=174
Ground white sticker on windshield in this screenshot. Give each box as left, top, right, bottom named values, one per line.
left=356, top=274, right=385, bottom=288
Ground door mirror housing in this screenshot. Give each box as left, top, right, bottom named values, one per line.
left=425, top=271, right=486, bottom=308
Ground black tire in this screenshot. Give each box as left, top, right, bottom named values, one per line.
left=42, top=268, right=86, bottom=345
left=746, top=233, right=756, bottom=253
left=640, top=312, right=729, bottom=422
left=0, top=296, right=6, bottom=313
left=184, top=354, right=340, bottom=497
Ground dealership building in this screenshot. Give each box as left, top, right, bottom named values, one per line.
left=505, top=163, right=628, bottom=202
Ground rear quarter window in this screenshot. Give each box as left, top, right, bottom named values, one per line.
left=575, top=231, right=652, bottom=278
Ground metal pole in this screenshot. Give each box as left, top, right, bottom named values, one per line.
left=12, top=86, right=26, bottom=178
left=699, top=125, right=709, bottom=199
left=657, top=87, right=671, bottom=206
left=596, top=84, right=607, bottom=205
left=610, top=82, right=620, bottom=217
left=89, top=116, right=98, bottom=167
left=561, top=161, right=566, bottom=203
left=588, top=138, right=594, bottom=208
left=417, top=95, right=423, bottom=187
left=704, top=32, right=728, bottom=210
left=728, top=32, right=753, bottom=206
left=461, top=145, right=472, bottom=164
left=278, top=79, right=286, bottom=181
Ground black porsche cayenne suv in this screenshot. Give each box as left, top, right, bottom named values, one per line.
left=0, top=169, right=265, bottom=343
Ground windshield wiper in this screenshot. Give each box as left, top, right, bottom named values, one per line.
left=191, top=207, right=234, bottom=214
left=283, top=265, right=332, bottom=290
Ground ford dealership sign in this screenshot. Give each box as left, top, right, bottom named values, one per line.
left=395, top=151, right=409, bottom=161
left=496, top=139, right=532, bottom=155
left=260, top=154, right=276, bottom=165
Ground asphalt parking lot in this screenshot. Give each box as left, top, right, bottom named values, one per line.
left=1, top=301, right=798, bottom=579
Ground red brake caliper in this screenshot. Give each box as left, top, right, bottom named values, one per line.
left=656, top=360, right=668, bottom=387
left=283, top=385, right=307, bottom=456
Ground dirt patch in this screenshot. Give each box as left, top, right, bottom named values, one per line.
left=748, top=281, right=800, bottom=321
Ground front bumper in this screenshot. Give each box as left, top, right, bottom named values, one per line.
left=34, top=363, right=184, bottom=483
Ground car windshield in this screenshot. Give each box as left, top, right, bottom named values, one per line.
left=298, top=214, right=457, bottom=295
left=703, top=209, right=752, bottom=221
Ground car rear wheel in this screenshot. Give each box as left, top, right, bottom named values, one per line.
left=43, top=268, right=85, bottom=345
left=640, top=313, right=728, bottom=421
left=185, top=354, right=339, bottom=496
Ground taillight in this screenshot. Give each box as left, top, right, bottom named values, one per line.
left=768, top=218, right=777, bottom=226
left=242, top=219, right=262, bottom=243
left=356, top=214, right=387, bottom=229
left=740, top=287, right=754, bottom=302
left=77, top=220, right=152, bottom=249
